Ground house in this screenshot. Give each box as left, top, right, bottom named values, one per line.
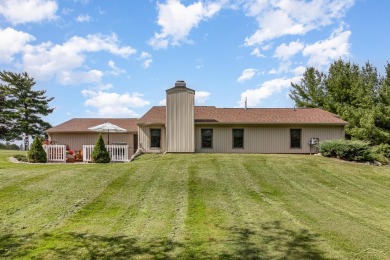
left=45, top=118, right=139, bottom=154
left=46, top=80, right=347, bottom=158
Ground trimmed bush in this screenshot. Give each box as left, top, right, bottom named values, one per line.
left=370, top=144, right=390, bottom=165
left=14, top=154, right=28, bottom=162
left=91, top=133, right=110, bottom=163
left=319, top=139, right=371, bottom=161
left=27, top=136, right=47, bottom=163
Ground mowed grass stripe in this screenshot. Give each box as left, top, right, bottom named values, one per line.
left=1, top=151, right=390, bottom=259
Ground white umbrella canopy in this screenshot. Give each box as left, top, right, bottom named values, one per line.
left=88, top=122, right=127, bottom=144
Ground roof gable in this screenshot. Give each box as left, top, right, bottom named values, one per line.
left=46, top=118, right=138, bottom=133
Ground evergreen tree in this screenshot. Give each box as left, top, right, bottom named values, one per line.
left=0, top=91, right=7, bottom=139
left=289, top=67, right=326, bottom=108
left=0, top=71, right=54, bottom=149
left=290, top=59, right=390, bottom=144
left=27, top=135, right=47, bottom=163
left=91, top=133, right=110, bottom=163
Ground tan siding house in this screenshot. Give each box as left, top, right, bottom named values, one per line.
left=137, top=81, right=347, bottom=154
left=46, top=80, right=348, bottom=157
left=46, top=118, right=138, bottom=158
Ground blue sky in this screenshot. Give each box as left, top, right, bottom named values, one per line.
left=0, top=0, right=389, bottom=127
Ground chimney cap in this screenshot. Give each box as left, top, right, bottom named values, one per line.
left=175, top=80, right=186, bottom=88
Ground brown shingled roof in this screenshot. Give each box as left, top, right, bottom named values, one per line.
left=138, top=106, right=347, bottom=125
left=46, top=118, right=138, bottom=133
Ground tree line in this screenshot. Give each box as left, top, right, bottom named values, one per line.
left=290, top=59, right=390, bottom=145
left=0, top=71, right=54, bottom=150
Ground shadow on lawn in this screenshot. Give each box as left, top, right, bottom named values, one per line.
left=220, top=221, right=329, bottom=259
left=1, top=222, right=328, bottom=259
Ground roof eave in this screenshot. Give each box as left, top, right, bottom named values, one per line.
left=194, top=122, right=347, bottom=126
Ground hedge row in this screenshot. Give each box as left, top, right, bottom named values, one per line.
left=319, top=139, right=390, bottom=164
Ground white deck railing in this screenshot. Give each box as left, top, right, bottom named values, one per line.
left=83, top=145, right=129, bottom=162
left=43, top=144, right=66, bottom=162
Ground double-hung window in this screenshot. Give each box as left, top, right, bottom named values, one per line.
left=201, top=129, right=213, bottom=148
left=150, top=129, right=161, bottom=148
left=290, top=129, right=301, bottom=148
left=233, top=129, right=244, bottom=148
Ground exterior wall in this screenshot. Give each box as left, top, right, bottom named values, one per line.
left=195, top=125, right=344, bottom=153
left=48, top=132, right=135, bottom=157
left=138, top=125, right=166, bottom=153
left=166, top=89, right=195, bottom=152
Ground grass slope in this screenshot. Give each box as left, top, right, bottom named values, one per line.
left=1, top=150, right=390, bottom=259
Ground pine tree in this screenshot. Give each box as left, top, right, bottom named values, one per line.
left=0, top=91, right=7, bottom=139
left=0, top=71, right=54, bottom=149
left=289, top=67, right=326, bottom=108
left=290, top=59, right=390, bottom=144
left=91, top=133, right=110, bottom=163
left=27, top=135, right=47, bottom=163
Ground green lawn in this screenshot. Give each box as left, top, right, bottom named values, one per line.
left=1, top=150, right=390, bottom=259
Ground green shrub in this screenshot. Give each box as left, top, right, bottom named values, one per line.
left=319, top=139, right=371, bottom=161
left=27, top=136, right=47, bottom=163
left=14, top=154, right=28, bottom=162
left=91, top=133, right=110, bottom=163
left=370, top=144, right=390, bottom=165
left=0, top=143, right=20, bottom=150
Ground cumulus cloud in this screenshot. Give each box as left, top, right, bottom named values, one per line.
left=292, top=66, right=306, bottom=76
left=139, top=52, right=153, bottom=68
left=243, top=0, right=354, bottom=46
left=22, top=33, right=136, bottom=83
left=274, top=40, right=304, bottom=60
left=107, top=60, right=126, bottom=76
left=239, top=76, right=300, bottom=107
left=237, top=68, right=257, bottom=83
left=0, top=27, right=35, bottom=63
left=159, top=99, right=166, bottom=106
left=149, top=0, right=224, bottom=49
left=76, top=14, right=91, bottom=23
left=250, top=47, right=265, bottom=58
left=81, top=89, right=150, bottom=117
left=303, top=27, right=351, bottom=68
left=0, top=0, right=58, bottom=25
left=195, top=91, right=210, bottom=104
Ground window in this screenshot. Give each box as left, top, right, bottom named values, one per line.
left=201, top=129, right=213, bottom=148
left=233, top=129, right=244, bottom=148
left=150, top=129, right=161, bottom=148
left=290, top=129, right=301, bottom=148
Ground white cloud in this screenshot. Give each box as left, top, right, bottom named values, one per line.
left=81, top=90, right=150, bottom=117
left=107, top=60, right=126, bottom=76
left=250, top=47, right=265, bottom=58
left=239, top=76, right=300, bottom=107
left=149, top=0, right=224, bottom=49
left=159, top=98, right=166, bottom=106
left=237, top=68, right=257, bottom=83
left=268, top=60, right=291, bottom=75
left=292, top=66, right=306, bottom=76
left=138, top=52, right=152, bottom=68
left=195, top=91, right=210, bottom=104
left=243, top=0, right=354, bottom=46
left=0, top=27, right=35, bottom=63
left=57, top=70, right=103, bottom=85
left=0, top=0, right=58, bottom=25
left=22, top=33, right=136, bottom=83
left=303, top=27, right=351, bottom=68
left=274, top=40, right=304, bottom=60
left=76, top=14, right=91, bottom=23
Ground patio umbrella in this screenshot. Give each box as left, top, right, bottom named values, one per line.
left=88, top=122, right=127, bottom=145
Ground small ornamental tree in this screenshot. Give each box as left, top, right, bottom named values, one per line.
left=27, top=135, right=47, bottom=163
left=91, top=133, right=110, bottom=163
